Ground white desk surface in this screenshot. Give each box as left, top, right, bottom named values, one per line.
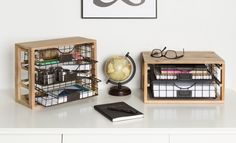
left=0, top=89, right=236, bottom=128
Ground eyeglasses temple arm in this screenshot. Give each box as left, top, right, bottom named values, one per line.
left=161, top=47, right=167, bottom=52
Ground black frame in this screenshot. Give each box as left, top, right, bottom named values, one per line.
left=81, top=0, right=157, bottom=19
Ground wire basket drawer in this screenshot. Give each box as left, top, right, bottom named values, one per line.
left=151, top=80, right=217, bottom=99
left=36, top=83, right=96, bottom=107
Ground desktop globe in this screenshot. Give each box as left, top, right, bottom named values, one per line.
left=106, top=56, right=131, bottom=82
left=105, top=52, right=136, bottom=96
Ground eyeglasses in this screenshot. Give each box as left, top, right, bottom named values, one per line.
left=150, top=47, right=184, bottom=59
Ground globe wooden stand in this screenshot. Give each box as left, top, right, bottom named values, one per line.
left=109, top=83, right=131, bottom=96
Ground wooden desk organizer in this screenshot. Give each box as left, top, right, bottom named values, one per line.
left=15, top=37, right=99, bottom=109
left=141, top=51, right=225, bottom=104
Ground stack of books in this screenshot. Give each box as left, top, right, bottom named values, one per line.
left=153, top=64, right=212, bottom=80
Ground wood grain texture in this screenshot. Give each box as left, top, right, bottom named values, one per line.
left=92, top=41, right=98, bottom=95
left=142, top=51, right=225, bottom=64
left=28, top=49, right=35, bottom=109
left=15, top=37, right=96, bottom=50
left=15, top=45, right=22, bottom=102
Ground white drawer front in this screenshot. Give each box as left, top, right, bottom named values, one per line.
left=64, top=134, right=169, bottom=143
left=0, top=134, right=61, bottom=143
left=171, top=134, right=236, bottom=143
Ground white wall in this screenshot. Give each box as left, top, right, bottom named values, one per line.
left=0, top=0, right=236, bottom=91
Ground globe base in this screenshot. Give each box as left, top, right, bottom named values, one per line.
left=109, top=86, right=131, bottom=96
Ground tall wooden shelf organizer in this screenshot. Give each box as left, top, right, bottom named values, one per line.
left=15, top=37, right=99, bottom=109
left=141, top=51, right=225, bottom=104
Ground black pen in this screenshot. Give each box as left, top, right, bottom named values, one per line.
left=107, top=107, right=138, bottom=114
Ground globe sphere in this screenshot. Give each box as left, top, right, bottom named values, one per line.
left=105, top=56, right=132, bottom=83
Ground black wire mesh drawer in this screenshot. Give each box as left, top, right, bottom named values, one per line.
left=151, top=80, right=217, bottom=99
left=36, top=83, right=96, bottom=107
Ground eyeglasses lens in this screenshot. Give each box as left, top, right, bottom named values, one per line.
left=152, top=49, right=162, bottom=57
left=165, top=50, right=177, bottom=59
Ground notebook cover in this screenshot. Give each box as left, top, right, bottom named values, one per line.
left=94, top=102, right=143, bottom=122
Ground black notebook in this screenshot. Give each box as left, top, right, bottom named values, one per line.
left=94, top=102, right=144, bottom=122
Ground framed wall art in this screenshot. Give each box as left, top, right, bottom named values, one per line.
left=82, top=0, right=157, bottom=19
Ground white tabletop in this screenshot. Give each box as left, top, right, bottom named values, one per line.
left=0, top=89, right=236, bottom=128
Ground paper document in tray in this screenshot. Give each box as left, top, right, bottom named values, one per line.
left=62, top=63, right=92, bottom=71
